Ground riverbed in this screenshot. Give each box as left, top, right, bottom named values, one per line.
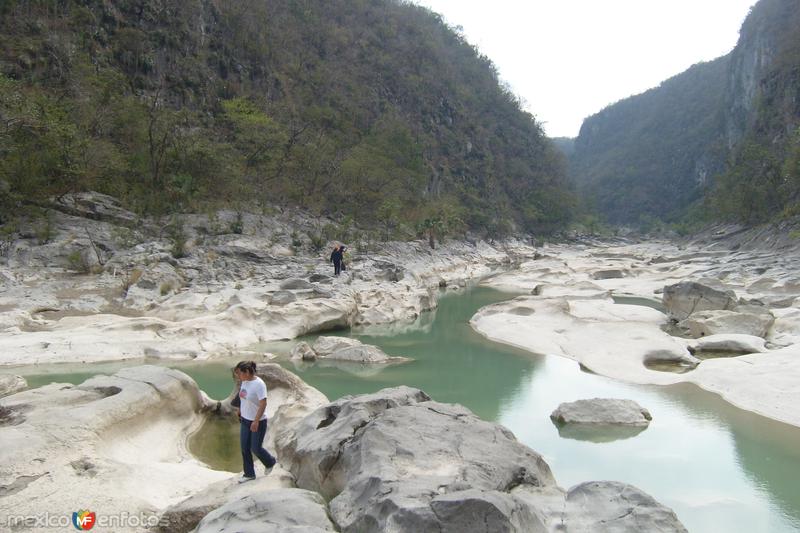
left=16, top=286, right=800, bottom=533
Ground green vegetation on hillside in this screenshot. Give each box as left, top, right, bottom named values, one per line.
left=711, top=0, right=800, bottom=223
left=570, top=57, right=729, bottom=226
left=569, top=0, right=800, bottom=229
left=0, top=0, right=575, bottom=237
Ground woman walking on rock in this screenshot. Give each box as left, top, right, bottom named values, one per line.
left=233, top=361, right=277, bottom=482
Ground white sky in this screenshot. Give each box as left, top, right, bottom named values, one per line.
left=411, top=0, right=758, bottom=138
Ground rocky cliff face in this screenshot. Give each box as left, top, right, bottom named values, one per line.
left=571, top=0, right=800, bottom=225
left=570, top=57, right=729, bottom=224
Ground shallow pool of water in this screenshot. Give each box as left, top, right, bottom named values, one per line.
left=15, top=287, right=800, bottom=532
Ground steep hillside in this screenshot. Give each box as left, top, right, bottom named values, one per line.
left=571, top=57, right=729, bottom=225
left=714, top=0, right=800, bottom=222
left=570, top=0, right=800, bottom=227
left=0, top=0, right=574, bottom=236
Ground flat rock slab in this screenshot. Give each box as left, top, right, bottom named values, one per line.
left=551, top=398, right=652, bottom=427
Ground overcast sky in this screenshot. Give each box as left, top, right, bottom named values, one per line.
left=411, top=0, right=758, bottom=138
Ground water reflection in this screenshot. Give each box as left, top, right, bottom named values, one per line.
left=552, top=422, right=649, bottom=443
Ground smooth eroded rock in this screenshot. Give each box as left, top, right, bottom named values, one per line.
left=550, top=398, right=652, bottom=427
left=662, top=281, right=737, bottom=321
left=0, top=374, right=27, bottom=398
left=194, top=489, right=337, bottom=533
left=279, top=278, right=314, bottom=290
left=680, top=309, right=774, bottom=338
left=280, top=386, right=556, bottom=532
left=269, top=290, right=297, bottom=306
left=688, top=334, right=767, bottom=354
left=311, top=336, right=362, bottom=355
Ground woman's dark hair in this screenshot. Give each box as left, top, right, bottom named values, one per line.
left=234, top=360, right=257, bottom=375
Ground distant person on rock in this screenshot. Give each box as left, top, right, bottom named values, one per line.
left=330, top=244, right=344, bottom=276
left=233, top=360, right=277, bottom=483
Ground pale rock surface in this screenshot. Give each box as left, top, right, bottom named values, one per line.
left=550, top=398, right=652, bottom=427
left=155, top=477, right=295, bottom=533
left=471, top=296, right=696, bottom=385
left=687, top=333, right=767, bottom=354
left=0, top=374, right=27, bottom=397
left=514, top=481, right=688, bottom=533
left=768, top=307, right=800, bottom=347
left=470, top=239, right=800, bottom=428
left=324, top=344, right=410, bottom=364
left=0, top=366, right=231, bottom=533
left=0, top=199, right=514, bottom=366
left=680, top=309, right=774, bottom=338
left=311, top=335, right=362, bottom=355
left=278, top=386, right=685, bottom=533
left=290, top=341, right=316, bottom=361
left=662, top=281, right=738, bottom=320
left=193, top=489, right=337, bottom=533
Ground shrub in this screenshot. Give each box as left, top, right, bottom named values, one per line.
left=66, top=250, right=90, bottom=273
left=230, top=211, right=244, bottom=234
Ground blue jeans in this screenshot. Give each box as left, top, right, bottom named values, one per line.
left=240, top=418, right=276, bottom=478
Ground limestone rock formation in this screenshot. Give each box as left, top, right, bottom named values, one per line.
left=662, top=281, right=738, bottom=321
left=550, top=398, right=652, bottom=426
left=280, top=386, right=555, bottom=531
left=0, top=366, right=231, bottom=532
left=193, top=489, right=338, bottom=533
left=680, top=309, right=774, bottom=338
left=275, top=386, right=686, bottom=533
left=0, top=374, right=26, bottom=398
left=687, top=333, right=767, bottom=354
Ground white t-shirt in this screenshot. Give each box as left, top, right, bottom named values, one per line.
left=238, top=377, right=268, bottom=421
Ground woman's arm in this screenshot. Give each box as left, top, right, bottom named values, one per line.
left=250, top=398, right=267, bottom=431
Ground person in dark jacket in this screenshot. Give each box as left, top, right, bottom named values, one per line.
left=330, top=245, right=343, bottom=276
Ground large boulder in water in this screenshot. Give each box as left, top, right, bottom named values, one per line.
left=311, top=336, right=362, bottom=355
left=550, top=398, right=652, bottom=427
left=662, top=281, right=737, bottom=321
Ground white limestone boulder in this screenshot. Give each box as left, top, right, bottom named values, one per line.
left=311, top=336, right=362, bottom=355
left=325, top=344, right=411, bottom=364
left=768, top=307, right=800, bottom=347
left=680, top=309, right=775, bottom=338
left=290, top=341, right=317, bottom=361
left=0, top=374, right=27, bottom=397
left=662, top=281, right=738, bottom=321
left=550, top=398, right=652, bottom=427
left=687, top=334, right=767, bottom=354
